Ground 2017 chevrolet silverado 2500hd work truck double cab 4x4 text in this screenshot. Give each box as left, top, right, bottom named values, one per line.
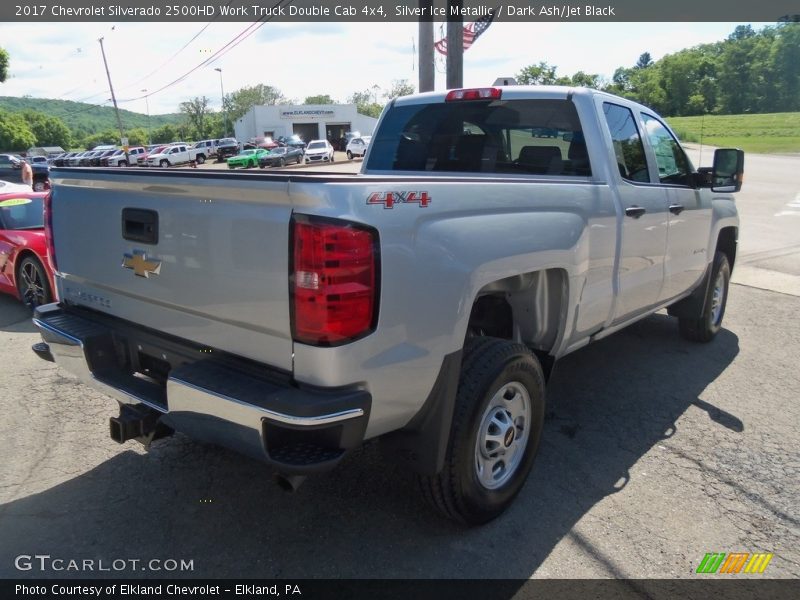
left=32, top=86, right=743, bottom=524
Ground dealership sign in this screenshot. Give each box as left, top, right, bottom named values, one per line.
left=280, top=109, right=335, bottom=120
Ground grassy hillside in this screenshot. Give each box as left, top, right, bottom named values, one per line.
left=0, top=96, right=181, bottom=137
left=667, top=112, right=800, bottom=154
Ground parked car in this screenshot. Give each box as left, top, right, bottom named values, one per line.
left=79, top=151, right=102, bottom=167
left=51, top=152, right=74, bottom=167
left=215, top=138, right=240, bottom=161
left=28, top=156, right=49, bottom=166
left=92, top=150, right=118, bottom=166
left=259, top=137, right=279, bottom=149
left=304, top=139, right=335, bottom=163
left=227, top=148, right=269, bottom=169
left=276, top=135, right=306, bottom=149
left=68, top=152, right=87, bottom=166
left=138, top=145, right=168, bottom=166
left=258, top=146, right=304, bottom=168
left=192, top=139, right=218, bottom=159
left=345, top=135, right=371, bottom=160
left=145, top=144, right=203, bottom=168
left=0, top=154, right=49, bottom=191
left=104, top=147, right=146, bottom=167
left=0, top=192, right=55, bottom=307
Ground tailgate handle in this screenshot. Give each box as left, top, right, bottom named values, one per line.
left=122, top=208, right=158, bottom=244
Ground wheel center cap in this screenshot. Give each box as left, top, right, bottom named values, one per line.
left=503, top=427, right=515, bottom=447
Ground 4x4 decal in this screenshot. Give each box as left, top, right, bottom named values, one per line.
left=367, top=191, right=431, bottom=209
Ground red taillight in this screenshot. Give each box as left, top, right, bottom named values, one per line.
left=291, top=216, right=379, bottom=346
left=43, top=190, right=57, bottom=272
left=445, top=87, right=502, bottom=102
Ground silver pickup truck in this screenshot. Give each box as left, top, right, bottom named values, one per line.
left=32, top=86, right=743, bottom=524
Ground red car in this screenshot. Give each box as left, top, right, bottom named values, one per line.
left=0, top=192, right=56, bottom=307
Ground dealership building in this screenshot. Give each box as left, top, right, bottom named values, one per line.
left=233, top=104, right=379, bottom=146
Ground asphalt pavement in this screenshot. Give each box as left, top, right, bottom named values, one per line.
left=0, top=150, right=798, bottom=579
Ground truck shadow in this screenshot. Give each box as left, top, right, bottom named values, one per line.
left=0, top=295, right=37, bottom=333
left=0, top=314, right=740, bottom=579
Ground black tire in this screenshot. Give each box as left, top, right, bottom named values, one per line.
left=347, top=150, right=353, bottom=160
left=296, top=154, right=302, bottom=164
left=32, top=179, right=47, bottom=192
left=16, top=256, right=52, bottom=308
left=418, top=337, right=546, bottom=525
left=118, top=160, right=127, bottom=167
left=279, top=157, right=286, bottom=167
left=248, top=160, right=255, bottom=169
left=159, top=159, right=169, bottom=168
left=196, top=154, right=206, bottom=165
left=330, top=152, right=335, bottom=162
left=679, top=251, right=731, bottom=343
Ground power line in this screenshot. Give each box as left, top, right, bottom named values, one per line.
left=119, top=0, right=295, bottom=104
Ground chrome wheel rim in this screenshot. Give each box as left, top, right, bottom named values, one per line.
left=474, top=382, right=531, bottom=490
left=710, top=271, right=725, bottom=326
left=20, top=262, right=46, bottom=306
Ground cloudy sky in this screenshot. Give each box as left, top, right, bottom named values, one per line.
left=0, top=21, right=766, bottom=115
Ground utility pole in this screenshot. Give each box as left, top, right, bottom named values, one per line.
left=418, top=1, right=434, bottom=92
left=98, top=37, right=128, bottom=165
left=215, top=68, right=227, bottom=138
left=446, top=0, right=463, bottom=89
left=142, top=89, right=151, bottom=146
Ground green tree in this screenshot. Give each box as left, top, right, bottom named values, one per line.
left=124, top=127, right=150, bottom=147
left=22, top=111, right=71, bottom=148
left=516, top=61, right=559, bottom=85
left=82, top=129, right=118, bottom=149
left=223, top=84, right=288, bottom=122
left=569, top=71, right=601, bottom=88
left=151, top=124, right=177, bottom=144
left=347, top=90, right=383, bottom=118
left=0, top=47, right=9, bottom=83
left=771, top=23, right=800, bottom=111
left=0, top=109, right=35, bottom=150
left=635, top=52, right=653, bottom=69
left=384, top=79, right=415, bottom=99
left=304, top=94, right=335, bottom=104
left=179, top=96, right=212, bottom=140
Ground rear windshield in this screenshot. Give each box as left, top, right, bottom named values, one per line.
left=366, top=98, right=590, bottom=176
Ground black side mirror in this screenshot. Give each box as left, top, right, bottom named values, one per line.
left=711, top=148, right=744, bottom=193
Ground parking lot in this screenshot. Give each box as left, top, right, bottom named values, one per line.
left=0, top=149, right=798, bottom=579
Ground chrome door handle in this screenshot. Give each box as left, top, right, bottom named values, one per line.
left=625, top=206, right=646, bottom=219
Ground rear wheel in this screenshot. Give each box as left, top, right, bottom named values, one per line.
left=418, top=337, right=546, bottom=524
left=679, top=251, right=730, bottom=342
left=196, top=154, right=206, bottom=165
left=159, top=159, right=169, bottom=168
left=279, top=157, right=286, bottom=167
left=248, top=160, right=255, bottom=168
left=17, top=256, right=52, bottom=308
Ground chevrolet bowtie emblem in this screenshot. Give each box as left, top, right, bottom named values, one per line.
left=122, top=250, right=162, bottom=278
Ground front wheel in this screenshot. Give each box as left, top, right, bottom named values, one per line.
left=17, top=256, right=52, bottom=308
left=279, top=157, right=286, bottom=167
left=418, top=337, right=546, bottom=524
left=347, top=151, right=353, bottom=160
left=118, top=160, right=127, bottom=167
left=159, top=159, right=169, bottom=168
left=679, top=251, right=731, bottom=342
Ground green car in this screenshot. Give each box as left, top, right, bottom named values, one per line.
left=227, top=148, right=269, bottom=169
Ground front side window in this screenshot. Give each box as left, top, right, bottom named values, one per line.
left=641, top=114, right=693, bottom=186
left=367, top=98, right=591, bottom=176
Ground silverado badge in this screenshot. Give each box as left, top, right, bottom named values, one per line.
left=122, top=250, right=162, bottom=278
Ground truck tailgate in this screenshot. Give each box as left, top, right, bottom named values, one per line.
left=50, top=169, right=294, bottom=371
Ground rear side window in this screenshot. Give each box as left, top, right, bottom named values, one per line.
left=367, top=99, right=590, bottom=176
left=602, top=102, right=649, bottom=183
